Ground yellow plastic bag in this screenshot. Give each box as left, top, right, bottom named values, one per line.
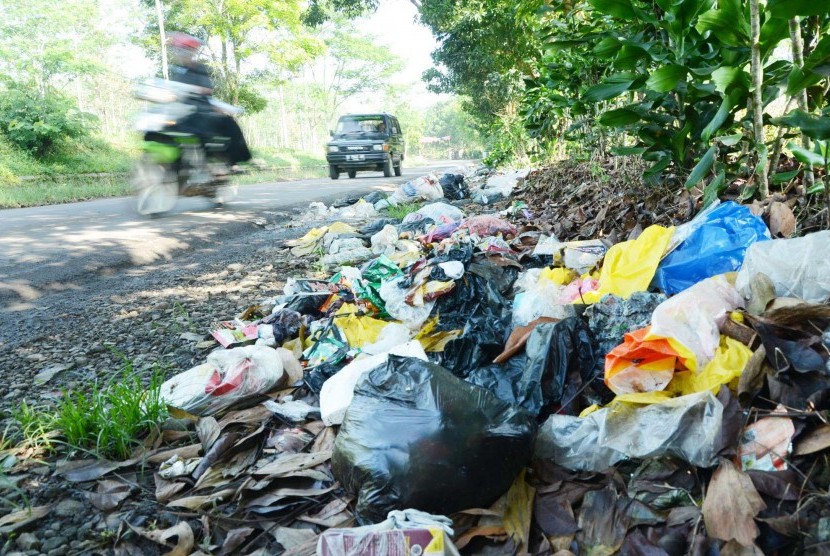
left=539, top=267, right=576, bottom=286
left=669, top=336, right=752, bottom=396
left=334, top=303, right=388, bottom=348
left=581, top=225, right=674, bottom=303
left=328, top=221, right=358, bottom=235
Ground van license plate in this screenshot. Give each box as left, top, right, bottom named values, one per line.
left=346, top=154, right=365, bottom=161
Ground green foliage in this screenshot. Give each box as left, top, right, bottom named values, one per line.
left=0, top=85, right=94, bottom=156
left=58, top=365, right=167, bottom=460
left=12, top=402, right=57, bottom=454
left=10, top=360, right=168, bottom=460
left=383, top=202, right=422, bottom=219
left=0, top=0, right=107, bottom=87
left=157, top=0, right=325, bottom=111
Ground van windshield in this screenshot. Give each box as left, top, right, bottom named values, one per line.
left=335, top=116, right=387, bottom=137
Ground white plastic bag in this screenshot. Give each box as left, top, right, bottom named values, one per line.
left=736, top=231, right=830, bottom=304
left=361, top=322, right=413, bottom=355
left=160, top=345, right=286, bottom=416
left=370, top=225, right=400, bottom=255
left=379, top=277, right=436, bottom=330
left=649, top=274, right=744, bottom=370
left=320, top=341, right=427, bottom=426
left=415, top=202, right=465, bottom=223
left=511, top=268, right=576, bottom=326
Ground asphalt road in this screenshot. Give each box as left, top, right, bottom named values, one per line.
left=0, top=161, right=467, bottom=312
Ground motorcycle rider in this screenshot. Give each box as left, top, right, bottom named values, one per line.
left=166, top=32, right=252, bottom=171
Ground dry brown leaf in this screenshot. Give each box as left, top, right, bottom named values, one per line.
left=311, top=427, right=337, bottom=454
left=703, top=459, right=766, bottom=547
left=154, top=473, right=186, bottom=503
left=222, top=447, right=260, bottom=477
left=219, top=526, right=254, bottom=556
left=85, top=479, right=132, bottom=511
left=196, top=417, right=221, bottom=452
left=298, top=497, right=354, bottom=528
left=794, top=424, right=830, bottom=456
left=192, top=433, right=239, bottom=481
left=721, top=540, right=765, bottom=556
left=218, top=405, right=272, bottom=428
left=768, top=201, right=796, bottom=238
left=0, top=505, right=50, bottom=534
left=246, top=483, right=340, bottom=507
left=167, top=488, right=236, bottom=510
left=147, top=443, right=202, bottom=464
left=274, top=527, right=318, bottom=549
left=193, top=465, right=233, bottom=491
left=56, top=458, right=133, bottom=482
left=454, top=525, right=508, bottom=550
left=504, top=470, right=535, bottom=554
left=303, top=420, right=326, bottom=435
left=129, top=521, right=194, bottom=556
left=253, top=451, right=332, bottom=477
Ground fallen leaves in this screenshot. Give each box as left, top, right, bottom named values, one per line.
left=84, top=479, right=133, bottom=511
left=703, top=459, right=766, bottom=547
left=129, top=521, right=194, bottom=556
left=0, top=505, right=50, bottom=534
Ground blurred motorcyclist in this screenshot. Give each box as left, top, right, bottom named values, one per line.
left=166, top=32, right=252, bottom=170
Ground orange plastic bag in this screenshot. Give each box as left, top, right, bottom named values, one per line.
left=605, top=326, right=689, bottom=395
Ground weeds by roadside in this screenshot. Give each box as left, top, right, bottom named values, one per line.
left=10, top=358, right=168, bottom=461
left=382, top=202, right=422, bottom=220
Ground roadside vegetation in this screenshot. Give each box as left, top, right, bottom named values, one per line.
left=9, top=359, right=167, bottom=461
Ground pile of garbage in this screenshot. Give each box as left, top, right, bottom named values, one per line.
left=52, top=166, right=830, bottom=554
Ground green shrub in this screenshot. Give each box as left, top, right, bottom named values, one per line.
left=0, top=85, right=95, bottom=156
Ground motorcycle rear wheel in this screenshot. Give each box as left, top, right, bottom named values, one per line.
left=132, top=162, right=178, bottom=216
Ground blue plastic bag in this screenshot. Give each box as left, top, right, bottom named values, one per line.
left=654, top=201, right=770, bottom=295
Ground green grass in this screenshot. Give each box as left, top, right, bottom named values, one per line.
left=12, top=361, right=168, bottom=460
left=0, top=174, right=132, bottom=208
left=0, top=142, right=329, bottom=208
left=382, top=202, right=422, bottom=220
left=252, top=147, right=325, bottom=168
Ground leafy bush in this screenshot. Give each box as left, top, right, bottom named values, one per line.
left=0, top=85, right=95, bottom=156
left=12, top=360, right=168, bottom=460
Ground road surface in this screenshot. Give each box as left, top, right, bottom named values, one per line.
left=0, top=161, right=467, bottom=312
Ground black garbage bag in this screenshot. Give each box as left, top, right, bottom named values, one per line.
left=433, top=261, right=515, bottom=375
left=465, top=354, right=529, bottom=408
left=397, top=216, right=435, bottom=235
left=282, top=279, right=333, bottom=315
left=466, top=318, right=601, bottom=416
left=363, top=190, right=387, bottom=204
left=332, top=355, right=537, bottom=524
left=261, top=309, right=302, bottom=344
left=359, top=217, right=401, bottom=236
left=525, top=318, right=599, bottom=415
left=305, top=358, right=346, bottom=394
left=333, top=194, right=361, bottom=208
left=439, top=173, right=467, bottom=200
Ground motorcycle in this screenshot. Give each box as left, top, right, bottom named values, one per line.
left=131, top=79, right=242, bottom=216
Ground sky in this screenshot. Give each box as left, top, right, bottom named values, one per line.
left=346, top=0, right=448, bottom=111
left=112, top=0, right=446, bottom=110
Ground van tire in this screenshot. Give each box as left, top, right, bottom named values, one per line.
left=329, top=165, right=339, bottom=180
left=383, top=156, right=393, bottom=178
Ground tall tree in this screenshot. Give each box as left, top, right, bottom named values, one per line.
left=164, top=0, right=324, bottom=111
left=311, top=21, right=404, bottom=126
left=0, top=0, right=107, bottom=92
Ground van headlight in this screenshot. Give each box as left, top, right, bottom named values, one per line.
left=327, top=146, right=339, bottom=153
left=373, top=144, right=390, bottom=151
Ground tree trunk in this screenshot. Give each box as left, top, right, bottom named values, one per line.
left=750, top=0, right=768, bottom=196
left=154, top=0, right=168, bottom=80
left=789, top=16, right=814, bottom=190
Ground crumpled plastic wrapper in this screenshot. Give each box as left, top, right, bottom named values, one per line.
left=535, top=390, right=733, bottom=471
